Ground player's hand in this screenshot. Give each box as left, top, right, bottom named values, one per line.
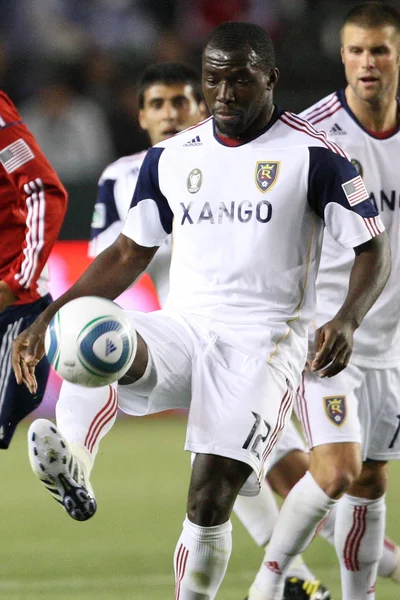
left=12, top=321, right=48, bottom=393
left=310, top=318, right=355, bottom=378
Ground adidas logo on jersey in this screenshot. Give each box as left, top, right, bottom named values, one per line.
left=184, top=135, right=202, bottom=146
left=329, top=123, right=346, bottom=136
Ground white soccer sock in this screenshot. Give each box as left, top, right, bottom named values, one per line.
left=234, top=481, right=315, bottom=583
left=248, top=471, right=337, bottom=600
left=56, top=380, right=118, bottom=473
left=335, top=494, right=386, bottom=600
left=319, top=501, right=397, bottom=579
left=378, top=537, right=398, bottom=578
left=233, top=480, right=280, bottom=547
left=174, top=516, right=232, bottom=600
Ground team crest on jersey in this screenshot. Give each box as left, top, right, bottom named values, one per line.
left=255, top=161, right=280, bottom=193
left=187, top=168, right=202, bottom=194
left=351, top=158, right=363, bottom=177
left=324, top=395, right=347, bottom=427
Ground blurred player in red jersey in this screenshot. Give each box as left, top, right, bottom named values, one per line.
left=0, top=91, right=67, bottom=448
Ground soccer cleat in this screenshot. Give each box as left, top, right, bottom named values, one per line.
left=243, top=577, right=331, bottom=600
left=28, top=418, right=96, bottom=521
left=283, top=577, right=331, bottom=599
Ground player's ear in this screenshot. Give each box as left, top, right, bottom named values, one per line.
left=341, top=46, right=345, bottom=65
left=267, top=68, right=279, bottom=90
left=138, top=109, right=147, bottom=131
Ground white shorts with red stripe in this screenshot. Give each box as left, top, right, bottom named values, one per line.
left=267, top=418, right=307, bottom=471
left=297, top=361, right=400, bottom=461
left=118, top=310, right=294, bottom=496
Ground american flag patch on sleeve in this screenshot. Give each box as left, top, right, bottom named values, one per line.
left=341, top=176, right=370, bottom=207
left=0, top=138, right=35, bottom=173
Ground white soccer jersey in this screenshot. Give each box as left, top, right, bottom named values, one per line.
left=89, top=150, right=172, bottom=305
left=89, top=151, right=147, bottom=256
left=122, top=109, right=384, bottom=386
left=301, top=90, right=400, bottom=368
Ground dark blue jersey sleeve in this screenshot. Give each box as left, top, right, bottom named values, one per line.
left=129, top=147, right=173, bottom=234
left=90, top=178, right=119, bottom=241
left=307, top=147, right=379, bottom=221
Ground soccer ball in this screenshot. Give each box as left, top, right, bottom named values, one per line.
left=44, top=296, right=136, bottom=387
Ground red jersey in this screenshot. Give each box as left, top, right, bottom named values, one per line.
left=0, top=91, right=67, bottom=304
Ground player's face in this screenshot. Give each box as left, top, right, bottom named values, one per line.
left=341, top=24, right=400, bottom=105
left=202, top=46, right=278, bottom=139
left=139, top=83, right=203, bottom=145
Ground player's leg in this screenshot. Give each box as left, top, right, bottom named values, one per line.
left=333, top=366, right=400, bottom=599
left=0, top=294, right=52, bottom=449
left=235, top=420, right=331, bottom=598
left=28, top=311, right=193, bottom=521
left=248, top=367, right=363, bottom=600
left=173, top=339, right=294, bottom=600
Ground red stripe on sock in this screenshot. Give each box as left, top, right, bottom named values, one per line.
left=84, top=386, right=117, bottom=452
left=344, top=505, right=367, bottom=571
left=174, top=543, right=189, bottom=600
left=86, top=388, right=118, bottom=453
left=352, top=506, right=367, bottom=571
left=384, top=537, right=396, bottom=553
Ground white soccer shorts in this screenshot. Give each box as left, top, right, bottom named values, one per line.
left=297, top=362, right=400, bottom=461
left=118, top=310, right=295, bottom=495
left=267, top=418, right=307, bottom=472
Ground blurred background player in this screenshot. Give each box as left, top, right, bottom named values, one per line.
left=89, top=61, right=207, bottom=305
left=246, top=3, right=400, bottom=599
left=0, top=90, right=67, bottom=448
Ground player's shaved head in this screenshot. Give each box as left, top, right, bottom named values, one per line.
left=341, top=1, right=400, bottom=41
left=203, top=21, right=275, bottom=72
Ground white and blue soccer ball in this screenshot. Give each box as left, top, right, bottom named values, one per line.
left=44, top=296, right=136, bottom=387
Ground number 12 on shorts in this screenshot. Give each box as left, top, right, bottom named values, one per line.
left=242, top=411, right=271, bottom=459
left=388, top=414, right=400, bottom=449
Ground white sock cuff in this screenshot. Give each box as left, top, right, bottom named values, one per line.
left=343, top=493, right=386, bottom=508
left=183, top=516, right=232, bottom=541
left=302, top=471, right=338, bottom=510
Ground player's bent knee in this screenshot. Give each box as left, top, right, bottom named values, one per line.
left=349, top=460, right=388, bottom=498
left=118, top=332, right=149, bottom=384
left=310, top=443, right=362, bottom=498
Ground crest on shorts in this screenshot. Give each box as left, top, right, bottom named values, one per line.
left=255, top=161, right=280, bottom=193
left=187, top=168, right=202, bottom=194
left=324, top=395, right=347, bottom=427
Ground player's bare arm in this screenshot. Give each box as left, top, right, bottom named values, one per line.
left=0, top=280, right=18, bottom=313
left=311, top=232, right=391, bottom=377
left=12, top=234, right=158, bottom=390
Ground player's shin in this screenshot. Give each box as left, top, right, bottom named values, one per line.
left=56, top=380, right=118, bottom=474
left=335, top=494, right=386, bottom=600
left=248, top=471, right=337, bottom=600
left=174, top=516, right=232, bottom=600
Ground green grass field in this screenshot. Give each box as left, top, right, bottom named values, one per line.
left=3, top=415, right=400, bottom=599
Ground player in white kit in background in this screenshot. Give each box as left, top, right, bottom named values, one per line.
left=12, top=22, right=390, bottom=600
left=89, top=62, right=207, bottom=305
left=89, top=59, right=333, bottom=600
left=246, top=3, right=400, bottom=600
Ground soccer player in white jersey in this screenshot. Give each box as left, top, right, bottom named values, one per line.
left=89, top=62, right=206, bottom=306
left=12, top=21, right=390, bottom=600
left=245, top=3, right=400, bottom=600
left=90, top=59, right=330, bottom=599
